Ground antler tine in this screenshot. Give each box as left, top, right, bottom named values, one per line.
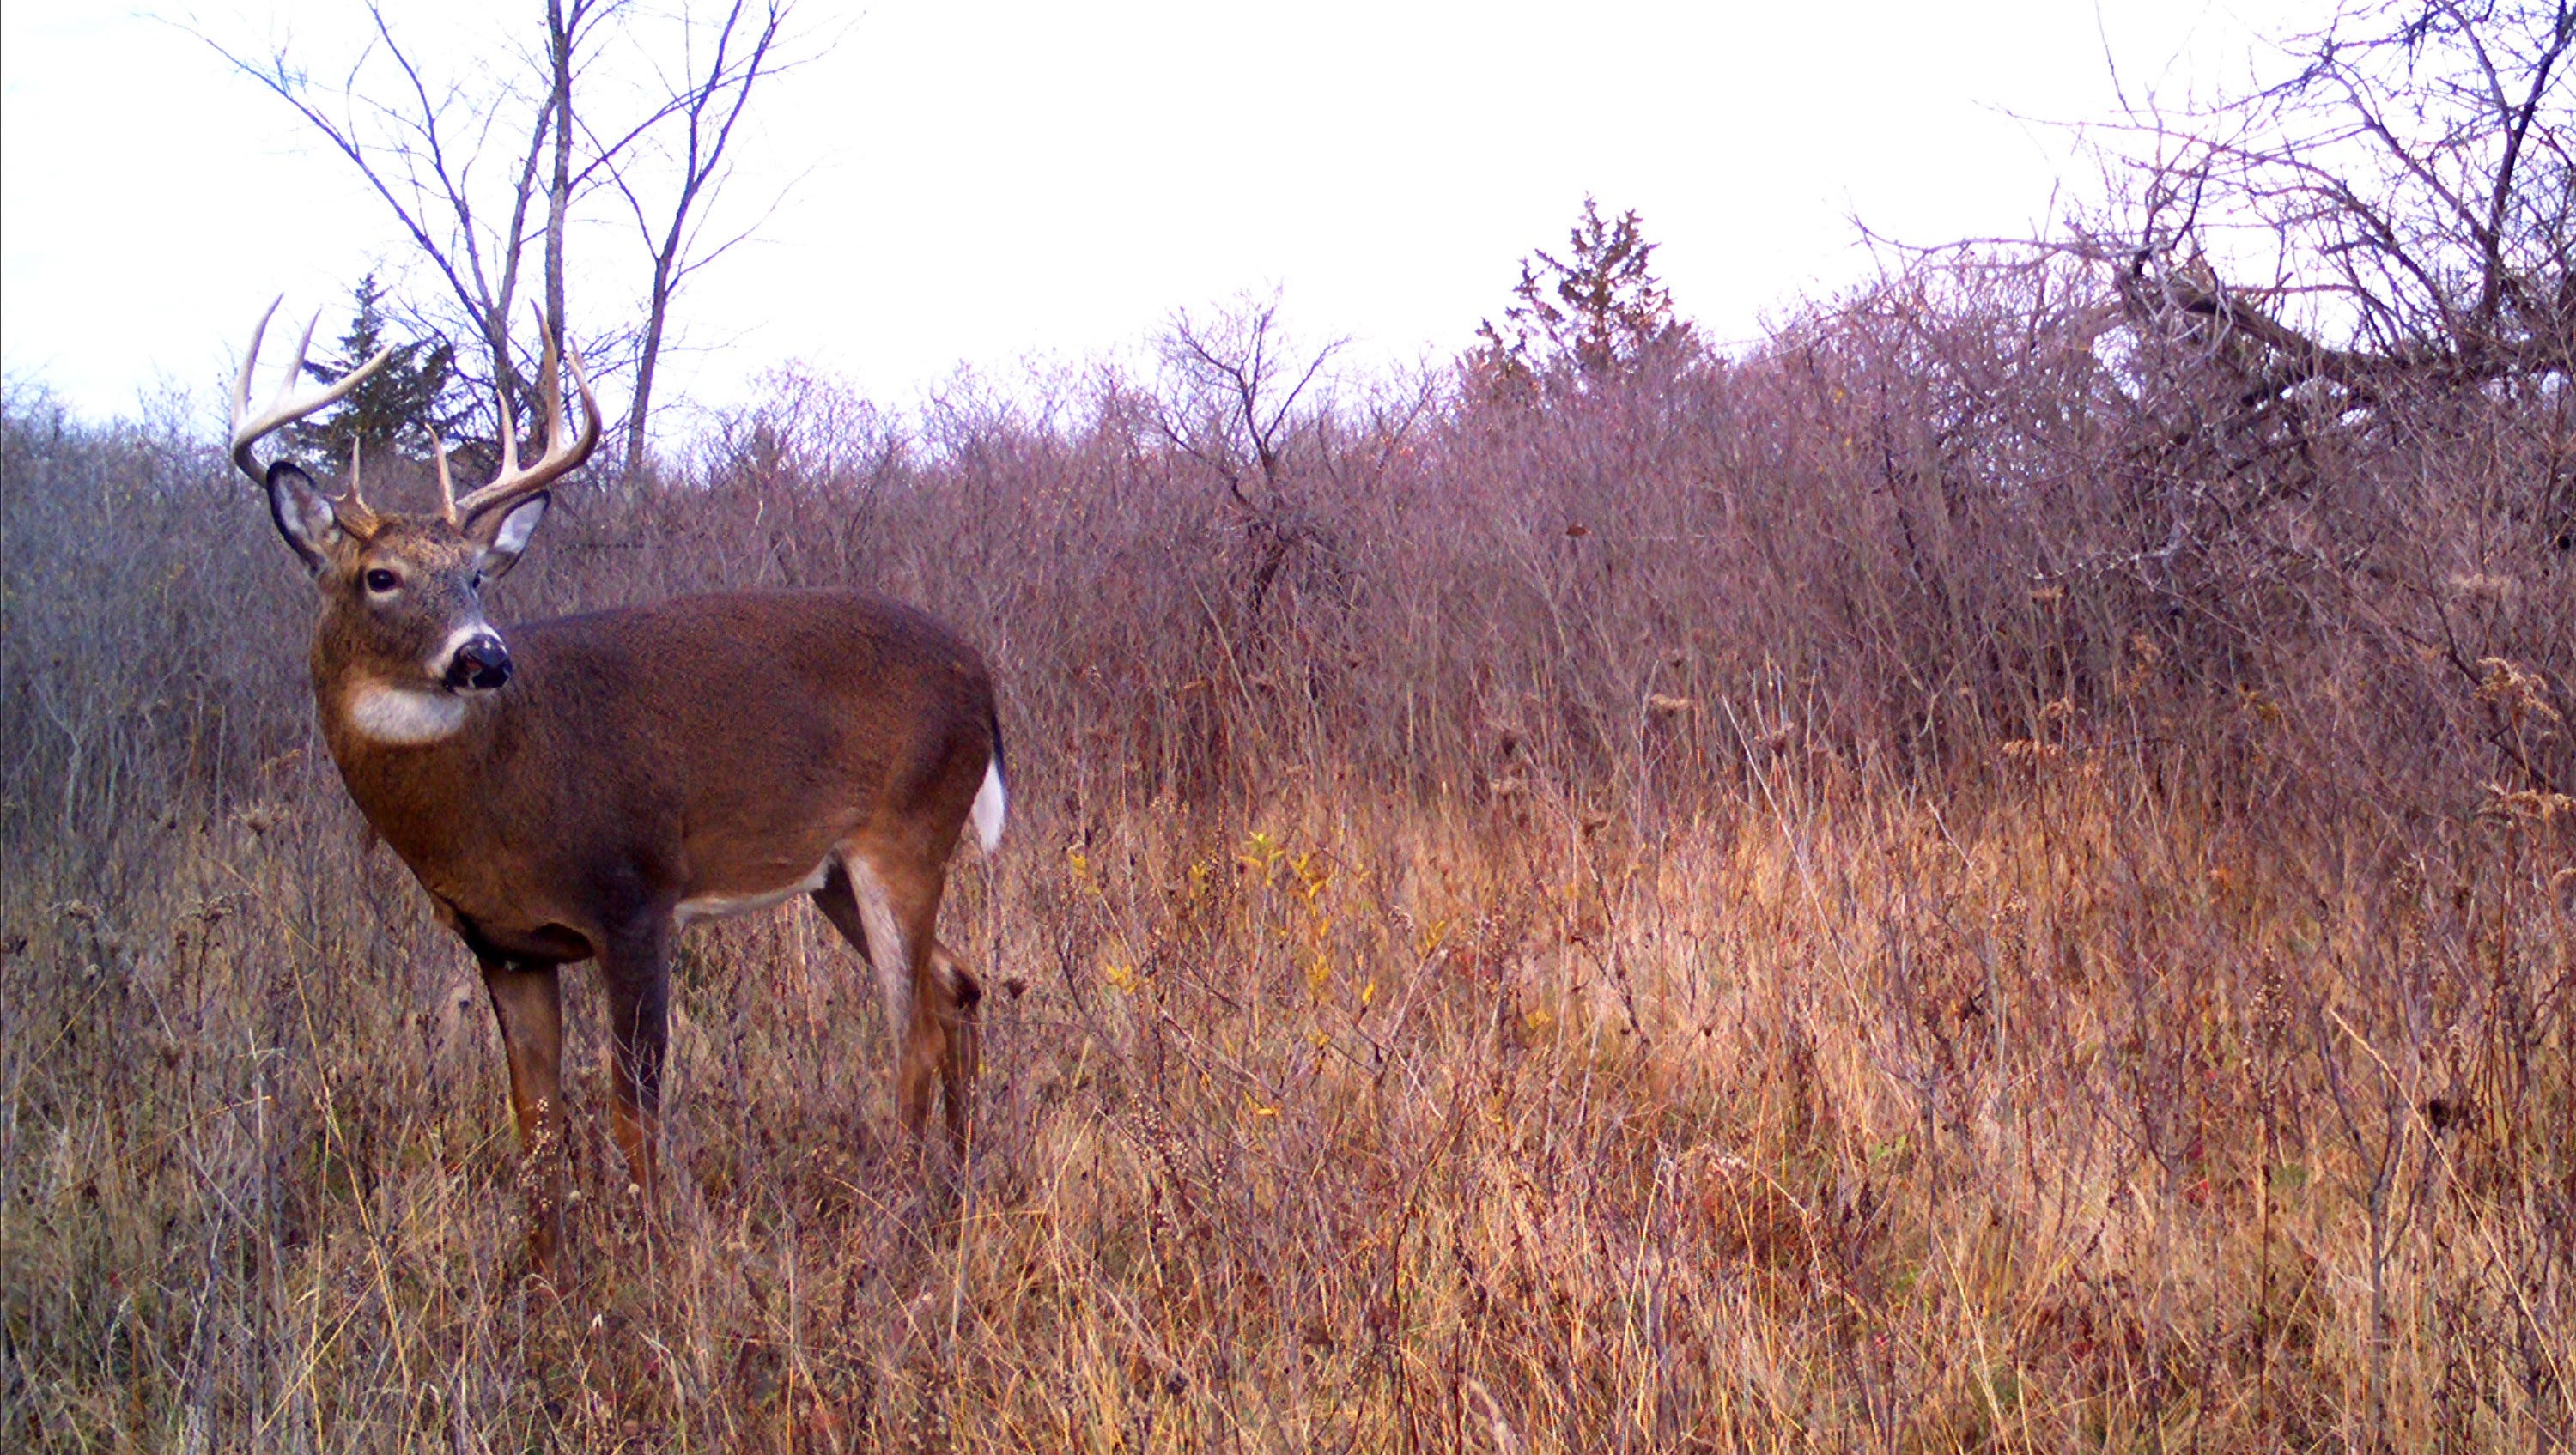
left=274, top=310, right=321, bottom=418
left=342, top=436, right=378, bottom=533
left=228, top=298, right=280, bottom=484
left=228, top=295, right=394, bottom=490
left=433, top=433, right=459, bottom=524
left=452, top=312, right=601, bottom=521
left=495, top=381, right=519, bottom=483
left=538, top=312, right=574, bottom=454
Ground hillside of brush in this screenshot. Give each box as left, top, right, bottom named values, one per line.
left=2, top=257, right=2570, bottom=1451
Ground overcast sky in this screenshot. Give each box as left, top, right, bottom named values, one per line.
left=3, top=1, right=2312, bottom=432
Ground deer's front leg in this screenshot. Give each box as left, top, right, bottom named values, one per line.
left=598, top=924, right=671, bottom=1217
left=482, top=960, right=567, bottom=1279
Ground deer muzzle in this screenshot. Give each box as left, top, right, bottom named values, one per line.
left=445, top=634, right=513, bottom=691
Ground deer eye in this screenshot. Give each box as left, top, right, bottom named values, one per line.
left=363, top=568, right=401, bottom=593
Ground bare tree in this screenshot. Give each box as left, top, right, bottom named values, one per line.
left=201, top=4, right=584, bottom=447
left=586, top=0, right=793, bottom=479
left=1154, top=297, right=1346, bottom=611
left=199, top=0, right=802, bottom=475
left=2093, top=1, right=2574, bottom=400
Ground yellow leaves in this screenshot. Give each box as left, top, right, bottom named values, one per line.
left=1238, top=829, right=1283, bottom=875
left=1242, top=830, right=1346, bottom=1006
left=1103, top=961, right=1138, bottom=992
left=1288, top=851, right=1331, bottom=903
left=1241, top=831, right=1333, bottom=895
left=1413, top=915, right=1455, bottom=959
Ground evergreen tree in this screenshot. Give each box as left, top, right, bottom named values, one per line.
left=1476, top=197, right=1697, bottom=395
left=291, top=274, right=468, bottom=464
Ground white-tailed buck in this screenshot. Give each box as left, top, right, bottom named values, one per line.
left=231, top=301, right=1004, bottom=1275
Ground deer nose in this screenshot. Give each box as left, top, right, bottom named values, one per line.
left=446, top=634, right=513, bottom=690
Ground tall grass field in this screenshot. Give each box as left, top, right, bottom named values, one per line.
left=3, top=257, right=2569, bottom=1450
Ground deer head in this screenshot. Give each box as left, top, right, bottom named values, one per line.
left=231, top=298, right=601, bottom=740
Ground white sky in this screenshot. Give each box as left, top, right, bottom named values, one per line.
left=3, top=1, right=2313, bottom=432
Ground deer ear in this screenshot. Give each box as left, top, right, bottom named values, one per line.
left=470, top=492, right=548, bottom=579
left=266, top=461, right=343, bottom=574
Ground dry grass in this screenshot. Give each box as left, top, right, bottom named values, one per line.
left=6, top=753, right=2567, bottom=1450
left=3, top=259, right=2571, bottom=1450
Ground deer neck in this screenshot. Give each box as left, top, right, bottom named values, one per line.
left=308, top=639, right=508, bottom=844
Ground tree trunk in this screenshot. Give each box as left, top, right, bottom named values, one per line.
left=623, top=252, right=677, bottom=480
left=544, top=0, right=575, bottom=381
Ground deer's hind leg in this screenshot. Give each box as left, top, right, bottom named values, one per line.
left=931, top=941, right=981, bottom=1152
left=811, top=852, right=979, bottom=1155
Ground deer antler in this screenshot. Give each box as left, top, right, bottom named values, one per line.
left=447, top=312, right=601, bottom=524
left=347, top=437, right=372, bottom=524
left=230, top=297, right=394, bottom=528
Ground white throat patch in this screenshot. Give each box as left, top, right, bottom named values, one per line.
left=343, top=681, right=468, bottom=745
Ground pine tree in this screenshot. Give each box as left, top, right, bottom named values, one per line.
left=291, top=274, right=468, bottom=464
left=1475, top=197, right=1696, bottom=396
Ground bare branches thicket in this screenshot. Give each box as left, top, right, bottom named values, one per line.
left=2111, top=0, right=2572, bottom=369
left=2087, top=0, right=2575, bottom=537
left=1154, top=299, right=1352, bottom=617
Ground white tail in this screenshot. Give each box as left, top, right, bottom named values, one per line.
left=233, top=297, right=1005, bottom=1277
left=972, top=755, right=1008, bottom=852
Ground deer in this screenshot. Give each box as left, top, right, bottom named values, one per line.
left=229, top=300, right=1005, bottom=1276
